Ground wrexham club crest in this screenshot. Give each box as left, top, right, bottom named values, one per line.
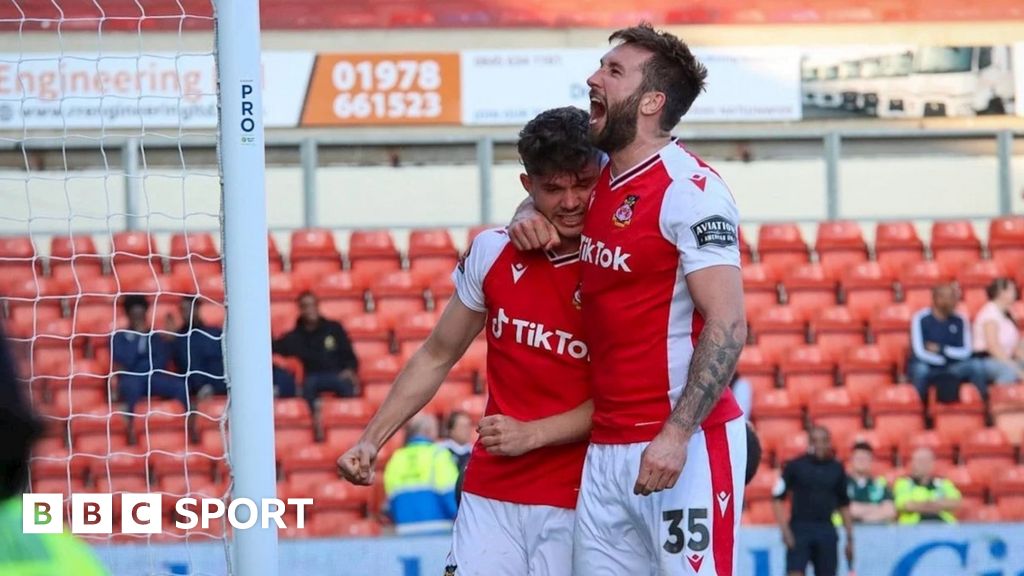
left=613, top=194, right=639, bottom=228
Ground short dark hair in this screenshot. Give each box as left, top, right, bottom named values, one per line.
left=609, top=23, right=708, bottom=131
left=986, top=277, right=1016, bottom=301
left=446, top=410, right=469, bottom=432
left=122, top=294, right=149, bottom=314
left=851, top=441, right=874, bottom=454
left=297, top=290, right=317, bottom=303
left=517, top=107, right=600, bottom=178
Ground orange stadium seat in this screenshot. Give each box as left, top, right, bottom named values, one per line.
left=898, top=261, right=951, bottom=312
left=808, top=388, right=863, bottom=450
left=429, top=274, right=456, bottom=312
left=742, top=263, right=779, bottom=321
left=782, top=263, right=837, bottom=317
left=930, top=220, right=982, bottom=271
left=466, top=225, right=494, bottom=247
left=756, top=223, right=809, bottom=276
left=874, top=221, right=925, bottom=275
left=745, top=468, right=780, bottom=505
left=839, top=345, right=896, bottom=406
left=456, top=394, right=487, bottom=423
left=736, top=345, right=778, bottom=397
left=744, top=501, right=776, bottom=525
left=751, top=389, right=804, bottom=458
left=991, top=467, right=1024, bottom=503
left=779, top=345, right=836, bottom=406
left=738, top=228, right=754, bottom=265
left=868, top=384, right=924, bottom=447
left=930, top=385, right=986, bottom=447
left=110, top=231, right=162, bottom=278
left=348, top=230, right=402, bottom=278
left=68, top=404, right=130, bottom=443
left=268, top=233, right=284, bottom=273
left=169, top=232, right=221, bottom=277
left=276, top=428, right=317, bottom=455
left=343, top=312, right=392, bottom=359
left=393, top=311, right=440, bottom=346
left=961, top=428, right=1015, bottom=487
left=900, top=431, right=955, bottom=466
left=360, top=354, right=402, bottom=388
left=957, top=260, right=1007, bottom=317
left=309, top=270, right=368, bottom=316
left=370, top=271, right=428, bottom=320
left=776, top=432, right=811, bottom=465
left=0, top=235, right=40, bottom=276
left=833, top=429, right=895, bottom=464
left=990, top=384, right=1024, bottom=445
left=269, top=271, right=306, bottom=302
left=290, top=228, right=342, bottom=276
left=868, top=304, right=914, bottom=366
left=274, top=397, right=313, bottom=430
left=810, top=306, right=865, bottom=360
left=3, top=276, right=63, bottom=320
left=936, top=464, right=984, bottom=502
left=749, top=306, right=807, bottom=360
left=962, top=505, right=1002, bottom=523
left=988, top=216, right=1024, bottom=271
left=815, top=221, right=868, bottom=280
left=49, top=235, right=103, bottom=281
left=996, top=496, right=1024, bottom=521
left=424, top=381, right=476, bottom=417
left=841, top=262, right=896, bottom=321
left=312, top=479, right=373, bottom=512
left=320, top=397, right=374, bottom=430
left=408, top=229, right=460, bottom=278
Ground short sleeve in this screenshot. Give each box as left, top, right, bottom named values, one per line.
left=772, top=463, right=792, bottom=500
left=451, top=228, right=509, bottom=313
left=659, top=175, right=741, bottom=276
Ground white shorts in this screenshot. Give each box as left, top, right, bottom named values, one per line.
left=445, top=492, right=575, bottom=576
left=573, top=418, right=747, bottom=576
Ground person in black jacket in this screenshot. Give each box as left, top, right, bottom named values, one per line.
left=273, top=291, right=359, bottom=409
left=169, top=297, right=226, bottom=399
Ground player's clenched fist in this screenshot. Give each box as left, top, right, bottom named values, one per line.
left=477, top=414, right=539, bottom=457
left=634, top=427, right=690, bottom=496
left=337, top=441, right=378, bottom=486
left=508, top=203, right=561, bottom=252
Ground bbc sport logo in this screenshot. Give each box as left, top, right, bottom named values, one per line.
left=23, top=493, right=313, bottom=534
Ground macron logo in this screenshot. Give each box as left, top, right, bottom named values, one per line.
left=717, top=491, right=731, bottom=516
left=580, top=234, right=632, bottom=272
left=511, top=263, right=527, bottom=284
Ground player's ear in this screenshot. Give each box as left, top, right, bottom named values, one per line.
left=641, top=91, right=666, bottom=117
left=519, top=173, right=532, bottom=194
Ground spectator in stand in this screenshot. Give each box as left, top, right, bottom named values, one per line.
left=772, top=426, right=853, bottom=576
left=0, top=324, right=110, bottom=575
left=112, top=295, right=188, bottom=412
left=842, top=441, right=896, bottom=524
left=892, top=447, right=961, bottom=524
left=973, top=278, right=1024, bottom=385
left=440, top=411, right=474, bottom=506
left=169, top=297, right=226, bottom=400
left=908, top=283, right=987, bottom=401
left=383, top=414, right=460, bottom=535
left=273, top=291, right=359, bottom=409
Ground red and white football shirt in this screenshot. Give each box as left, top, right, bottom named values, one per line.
left=580, top=140, right=743, bottom=445
left=452, top=228, right=590, bottom=509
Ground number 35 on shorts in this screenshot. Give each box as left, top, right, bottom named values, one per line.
left=661, top=508, right=710, bottom=555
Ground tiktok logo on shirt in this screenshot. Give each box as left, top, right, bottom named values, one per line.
left=580, top=234, right=632, bottom=272
left=491, top=307, right=588, bottom=359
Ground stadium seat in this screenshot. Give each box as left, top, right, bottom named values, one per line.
left=957, top=260, right=1007, bottom=317
left=370, top=270, right=428, bottom=320
left=279, top=444, right=338, bottom=477
left=150, top=451, right=220, bottom=483
left=874, top=221, right=925, bottom=275
left=274, top=398, right=313, bottom=429
left=988, top=216, right=1024, bottom=271
left=749, top=306, right=807, bottom=359
left=47, top=388, right=106, bottom=418
left=990, top=384, right=1024, bottom=445
left=429, top=274, right=456, bottom=312
left=898, top=260, right=951, bottom=312
left=841, top=262, right=896, bottom=321
left=868, top=304, right=914, bottom=366
left=0, top=235, right=40, bottom=276
left=360, top=354, right=402, bottom=388
left=466, top=225, right=494, bottom=247
left=169, top=232, right=221, bottom=276
left=3, top=276, right=63, bottom=320
left=962, top=504, right=1002, bottom=523
left=781, top=263, right=837, bottom=316
left=930, top=220, right=982, bottom=271
left=868, top=384, right=924, bottom=447
left=195, top=396, right=228, bottom=432
left=456, top=394, right=487, bottom=423
left=930, top=385, right=986, bottom=447
left=313, top=517, right=382, bottom=538
left=744, top=500, right=776, bottom=525
left=68, top=405, right=130, bottom=442
left=839, top=344, right=897, bottom=403
left=268, top=233, right=284, bottom=273
left=808, top=388, right=863, bottom=450
left=347, top=230, right=402, bottom=278
left=810, top=306, right=865, bottom=360
left=30, top=317, right=76, bottom=351
left=779, top=345, right=836, bottom=406
left=996, top=496, right=1024, bottom=521
left=745, top=468, right=780, bottom=504
left=309, top=271, right=368, bottom=318
left=776, top=432, right=811, bottom=465
left=961, top=428, right=1015, bottom=487
left=110, top=231, right=162, bottom=278
left=424, top=381, right=475, bottom=417
left=49, top=235, right=103, bottom=281
left=320, top=397, right=373, bottom=430
left=312, top=479, right=373, bottom=512
left=343, top=313, right=392, bottom=359
left=290, top=228, right=342, bottom=276
left=757, top=223, right=809, bottom=276
left=742, top=263, right=780, bottom=321
left=991, top=466, right=1024, bottom=501
left=833, top=429, right=895, bottom=464
left=199, top=428, right=227, bottom=459
left=408, top=229, right=459, bottom=278
left=276, top=427, right=317, bottom=455
left=736, top=345, right=778, bottom=397
left=269, top=271, right=306, bottom=303
left=751, top=389, right=804, bottom=457
left=393, top=311, right=440, bottom=346
left=739, top=228, right=754, bottom=265
left=814, top=221, right=868, bottom=279
left=900, top=431, right=956, bottom=466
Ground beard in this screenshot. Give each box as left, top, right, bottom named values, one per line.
left=590, top=89, right=642, bottom=154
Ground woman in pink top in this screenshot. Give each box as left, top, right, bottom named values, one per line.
left=973, top=278, right=1024, bottom=384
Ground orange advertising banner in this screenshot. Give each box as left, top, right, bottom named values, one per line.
left=301, top=53, right=461, bottom=126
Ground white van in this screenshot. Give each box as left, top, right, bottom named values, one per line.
left=906, top=46, right=1015, bottom=117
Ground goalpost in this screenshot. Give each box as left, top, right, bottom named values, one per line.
left=0, top=0, right=279, bottom=574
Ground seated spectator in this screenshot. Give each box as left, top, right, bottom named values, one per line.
left=273, top=291, right=359, bottom=409
left=112, top=295, right=188, bottom=411
left=908, top=283, right=987, bottom=401
left=843, top=441, right=895, bottom=524
left=383, top=414, right=459, bottom=535
left=440, top=410, right=474, bottom=505
left=169, top=297, right=226, bottom=399
left=973, top=278, right=1024, bottom=385
left=892, top=447, right=961, bottom=524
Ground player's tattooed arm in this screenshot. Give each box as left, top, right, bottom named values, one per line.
left=667, top=265, right=746, bottom=436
